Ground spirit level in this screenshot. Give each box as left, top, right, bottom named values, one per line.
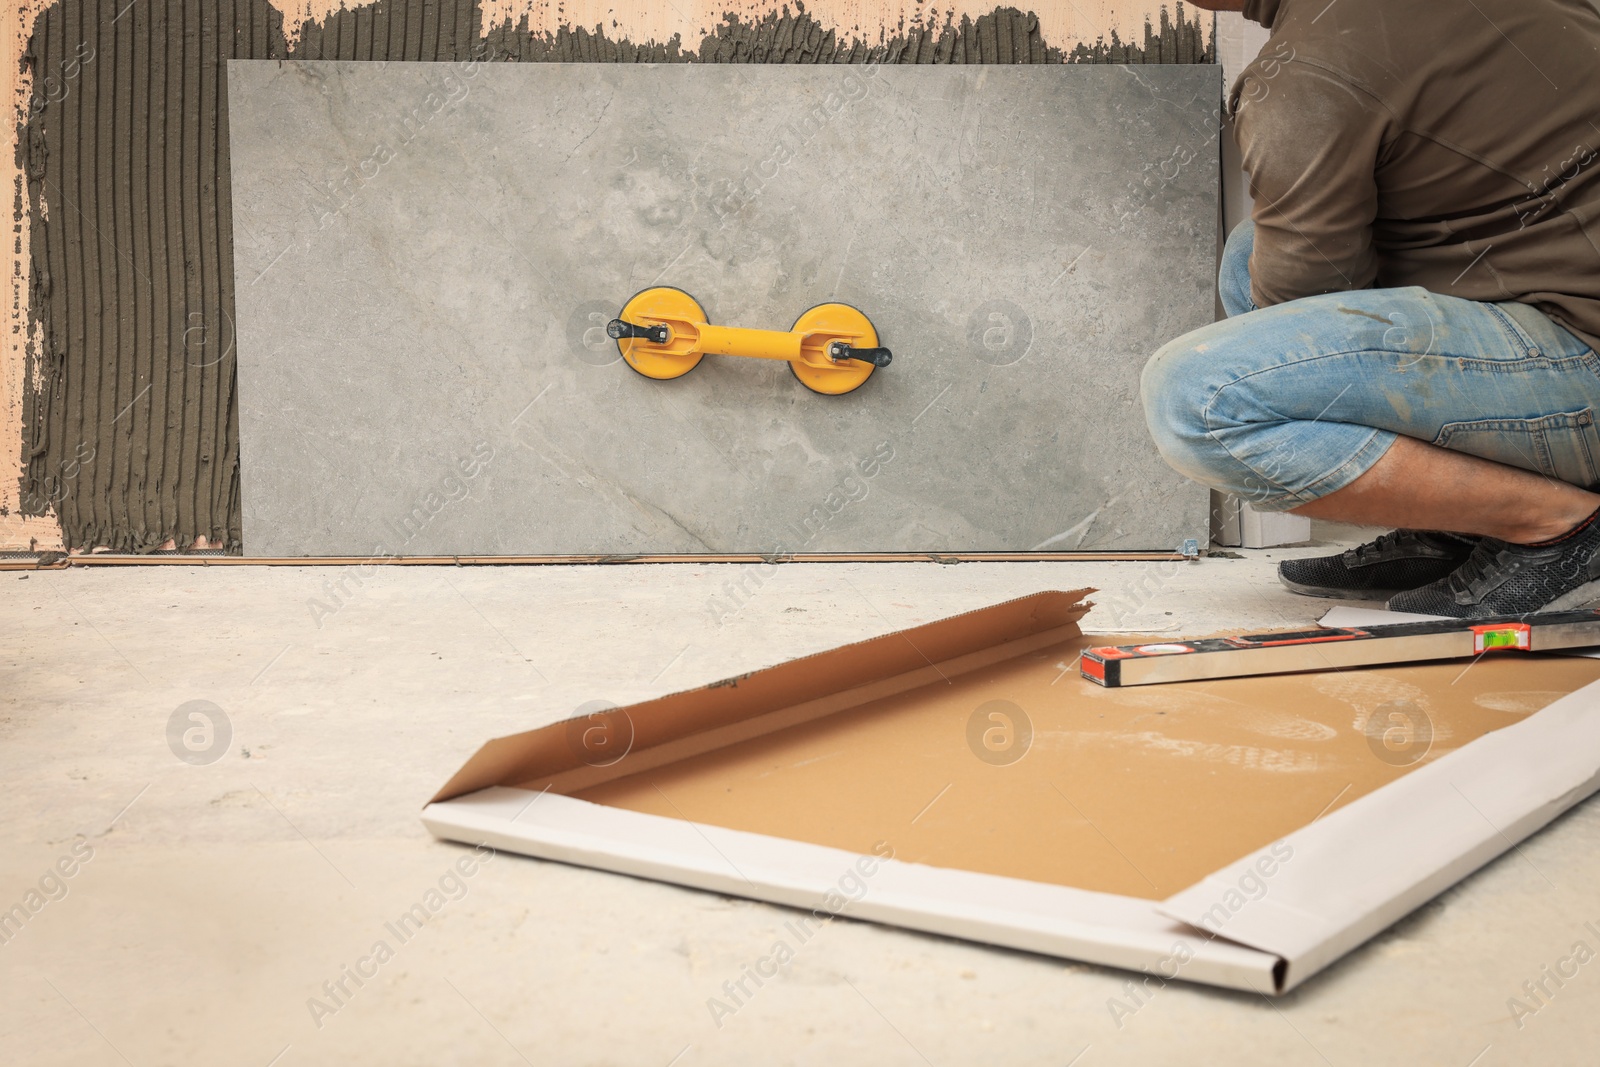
left=1080, top=609, right=1600, bottom=687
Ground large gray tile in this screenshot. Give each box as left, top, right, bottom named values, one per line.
left=228, top=60, right=1220, bottom=555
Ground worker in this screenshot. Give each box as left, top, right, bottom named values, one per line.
left=1141, top=0, right=1600, bottom=618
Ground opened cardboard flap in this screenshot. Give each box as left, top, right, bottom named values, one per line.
left=429, top=588, right=1096, bottom=804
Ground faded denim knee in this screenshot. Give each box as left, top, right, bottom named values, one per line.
left=1139, top=331, right=1228, bottom=489
left=1139, top=308, right=1403, bottom=512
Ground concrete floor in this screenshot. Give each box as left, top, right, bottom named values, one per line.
left=4, top=544, right=1599, bottom=1066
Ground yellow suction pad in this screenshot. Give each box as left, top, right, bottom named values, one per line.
left=615, top=287, right=706, bottom=381
left=789, top=303, right=880, bottom=396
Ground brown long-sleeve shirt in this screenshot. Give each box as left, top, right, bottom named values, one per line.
left=1236, top=0, right=1600, bottom=350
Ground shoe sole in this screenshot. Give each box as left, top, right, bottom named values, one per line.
left=1540, top=578, right=1600, bottom=613
left=1278, top=573, right=1403, bottom=602
left=1390, top=578, right=1600, bottom=618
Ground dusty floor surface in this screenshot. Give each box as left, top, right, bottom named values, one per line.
left=4, top=546, right=1599, bottom=1065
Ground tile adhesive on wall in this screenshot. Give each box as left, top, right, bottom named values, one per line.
left=15, top=1, right=1214, bottom=553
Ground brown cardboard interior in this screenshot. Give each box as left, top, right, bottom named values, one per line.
left=430, top=590, right=1098, bottom=803
left=566, top=641, right=1600, bottom=900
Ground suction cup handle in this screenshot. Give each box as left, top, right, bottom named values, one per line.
left=607, top=318, right=669, bottom=345
left=827, top=342, right=892, bottom=368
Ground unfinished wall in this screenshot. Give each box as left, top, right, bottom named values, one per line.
left=7, top=1, right=1214, bottom=554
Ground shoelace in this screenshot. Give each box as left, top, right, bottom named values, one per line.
left=1347, top=529, right=1420, bottom=562
left=1447, top=538, right=1510, bottom=594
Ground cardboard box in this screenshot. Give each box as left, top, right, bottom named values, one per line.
left=424, top=591, right=1600, bottom=992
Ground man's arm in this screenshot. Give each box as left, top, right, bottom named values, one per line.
left=1233, top=59, right=1389, bottom=307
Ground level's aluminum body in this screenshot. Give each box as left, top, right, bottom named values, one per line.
left=1080, top=610, right=1600, bottom=687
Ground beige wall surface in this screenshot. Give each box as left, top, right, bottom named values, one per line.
left=325, top=1, right=1167, bottom=49
left=3, top=1, right=55, bottom=550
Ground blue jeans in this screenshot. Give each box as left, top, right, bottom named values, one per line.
left=1141, top=221, right=1600, bottom=511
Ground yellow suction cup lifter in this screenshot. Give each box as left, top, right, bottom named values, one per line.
left=607, top=286, right=891, bottom=396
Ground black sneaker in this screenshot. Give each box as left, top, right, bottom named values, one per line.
left=1387, top=513, right=1600, bottom=619
left=1277, top=529, right=1481, bottom=601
